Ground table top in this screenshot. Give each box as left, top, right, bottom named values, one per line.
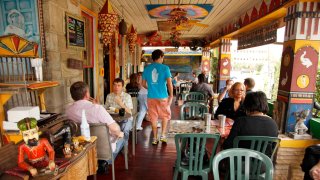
left=168, top=119, right=233, bottom=138
left=110, top=112, right=132, bottom=122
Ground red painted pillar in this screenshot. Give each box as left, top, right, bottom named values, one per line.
left=275, top=1, right=320, bottom=133
left=217, top=38, right=232, bottom=91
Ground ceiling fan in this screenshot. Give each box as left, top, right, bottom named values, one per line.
left=167, top=1, right=209, bottom=31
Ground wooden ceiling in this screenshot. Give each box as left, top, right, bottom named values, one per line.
left=97, top=0, right=266, bottom=41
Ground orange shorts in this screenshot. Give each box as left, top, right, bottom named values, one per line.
left=147, top=98, right=171, bottom=122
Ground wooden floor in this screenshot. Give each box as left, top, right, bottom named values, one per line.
left=89, top=102, right=215, bottom=180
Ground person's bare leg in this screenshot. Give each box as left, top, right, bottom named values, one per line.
left=161, top=119, right=168, bottom=137
left=151, top=120, right=158, bottom=143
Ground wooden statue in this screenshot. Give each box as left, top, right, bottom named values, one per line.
left=17, top=118, right=56, bottom=177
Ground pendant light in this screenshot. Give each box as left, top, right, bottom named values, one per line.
left=119, top=6, right=127, bottom=35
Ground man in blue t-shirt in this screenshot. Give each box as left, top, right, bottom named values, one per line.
left=142, top=49, right=173, bottom=145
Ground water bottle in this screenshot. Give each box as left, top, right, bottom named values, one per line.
left=81, top=109, right=91, bottom=141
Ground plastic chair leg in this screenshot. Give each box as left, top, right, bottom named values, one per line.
left=112, top=161, right=115, bottom=180
left=173, top=168, right=179, bottom=180
left=124, top=144, right=128, bottom=170
left=181, top=171, right=189, bottom=180
left=201, top=173, right=208, bottom=180
left=132, top=119, right=136, bottom=156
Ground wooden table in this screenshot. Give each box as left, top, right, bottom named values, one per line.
left=168, top=119, right=233, bottom=138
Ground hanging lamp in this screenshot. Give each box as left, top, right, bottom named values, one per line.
left=98, top=0, right=118, bottom=45
left=119, top=6, right=127, bottom=35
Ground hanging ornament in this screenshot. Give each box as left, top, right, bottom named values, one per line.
left=98, top=0, right=118, bottom=45
left=127, top=25, right=137, bottom=53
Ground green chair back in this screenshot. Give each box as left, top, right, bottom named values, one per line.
left=180, top=102, right=208, bottom=120
left=174, top=133, right=220, bottom=180
left=186, top=92, right=207, bottom=101
left=212, top=148, right=274, bottom=180
left=233, top=136, right=280, bottom=160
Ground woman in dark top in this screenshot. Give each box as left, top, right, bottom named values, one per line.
left=222, top=91, right=279, bottom=151
left=214, top=82, right=246, bottom=120
left=126, top=73, right=140, bottom=96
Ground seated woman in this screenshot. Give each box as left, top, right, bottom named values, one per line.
left=222, top=91, right=279, bottom=152
left=126, top=73, right=140, bottom=96
left=214, top=82, right=246, bottom=120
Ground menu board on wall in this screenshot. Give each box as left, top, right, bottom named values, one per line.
left=66, top=13, right=86, bottom=49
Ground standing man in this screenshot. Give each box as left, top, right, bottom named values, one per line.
left=244, top=77, right=255, bottom=94
left=218, top=79, right=234, bottom=103
left=142, top=49, right=173, bottom=145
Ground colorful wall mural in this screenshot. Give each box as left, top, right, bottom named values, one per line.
left=0, top=0, right=42, bottom=56
left=146, top=4, right=213, bottom=19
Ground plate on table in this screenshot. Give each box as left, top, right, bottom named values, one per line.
left=107, top=110, right=117, bottom=115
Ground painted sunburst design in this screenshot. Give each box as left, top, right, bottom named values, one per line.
left=0, top=34, right=38, bottom=57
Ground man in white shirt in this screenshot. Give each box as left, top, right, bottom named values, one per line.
left=105, top=78, right=133, bottom=146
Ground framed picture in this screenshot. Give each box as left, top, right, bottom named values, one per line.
left=0, top=0, right=45, bottom=57
left=66, top=12, right=86, bottom=49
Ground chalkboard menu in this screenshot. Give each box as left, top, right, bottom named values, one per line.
left=66, top=13, right=86, bottom=49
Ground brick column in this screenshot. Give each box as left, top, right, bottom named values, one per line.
left=217, top=38, right=232, bottom=91
left=275, top=1, right=320, bottom=133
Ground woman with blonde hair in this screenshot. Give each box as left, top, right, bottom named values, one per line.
left=214, top=82, right=246, bottom=120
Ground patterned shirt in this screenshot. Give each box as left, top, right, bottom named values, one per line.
left=105, top=91, right=133, bottom=110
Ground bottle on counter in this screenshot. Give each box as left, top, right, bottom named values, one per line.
left=81, top=109, right=91, bottom=141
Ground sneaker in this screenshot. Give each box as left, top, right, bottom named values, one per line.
left=136, top=127, right=143, bottom=131
left=152, top=138, right=159, bottom=145
left=160, top=136, right=167, bottom=143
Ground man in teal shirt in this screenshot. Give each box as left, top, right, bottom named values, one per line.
left=142, top=49, right=173, bottom=145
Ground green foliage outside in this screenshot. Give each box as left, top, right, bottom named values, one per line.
left=210, top=51, right=219, bottom=90
left=315, top=70, right=320, bottom=103
left=271, top=62, right=280, bottom=101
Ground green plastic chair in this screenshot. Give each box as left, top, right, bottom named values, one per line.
left=212, top=148, right=274, bottom=180
left=186, top=92, right=207, bottom=101
left=173, top=133, right=220, bottom=180
left=233, top=136, right=280, bottom=160
left=180, top=102, right=208, bottom=120
left=179, top=82, right=193, bottom=93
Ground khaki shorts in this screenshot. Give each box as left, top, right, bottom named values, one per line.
left=147, top=98, right=171, bottom=122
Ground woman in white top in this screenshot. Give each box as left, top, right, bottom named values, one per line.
left=136, top=72, right=148, bottom=130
